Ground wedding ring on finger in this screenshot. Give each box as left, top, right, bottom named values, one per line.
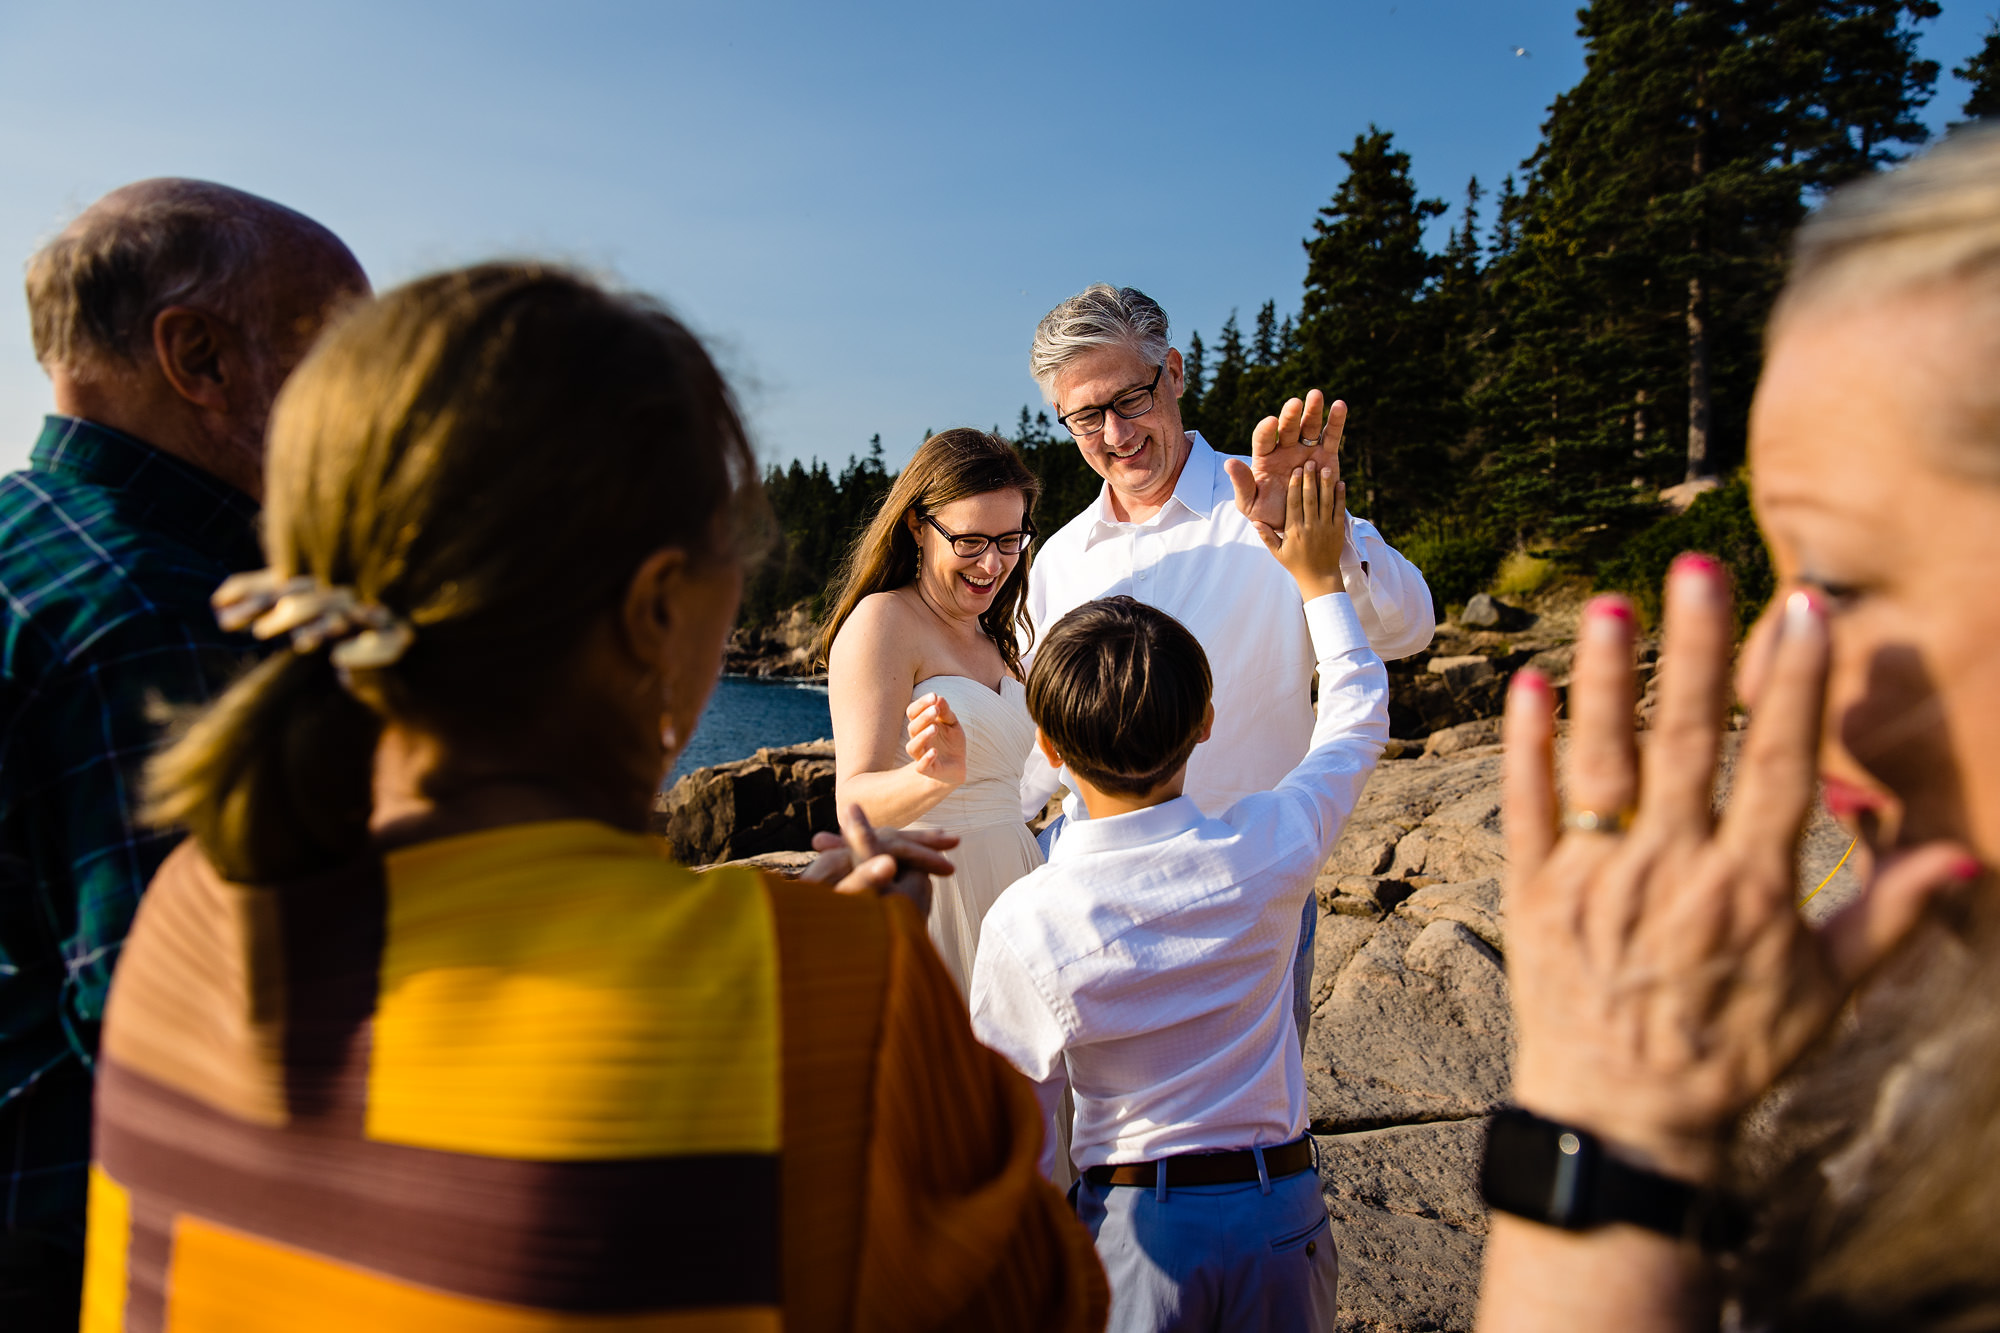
left=1561, top=807, right=1632, bottom=835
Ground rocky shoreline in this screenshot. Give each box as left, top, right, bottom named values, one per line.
left=723, top=601, right=820, bottom=678
left=658, top=587, right=1857, bottom=1331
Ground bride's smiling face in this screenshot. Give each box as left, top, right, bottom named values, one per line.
left=909, top=488, right=1030, bottom=623
left=1750, top=282, right=2000, bottom=869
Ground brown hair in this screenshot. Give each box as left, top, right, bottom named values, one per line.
left=815, top=428, right=1041, bottom=676
left=1024, top=596, right=1210, bottom=798
left=144, top=263, right=764, bottom=883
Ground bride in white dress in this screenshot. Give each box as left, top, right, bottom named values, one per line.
left=820, top=429, right=1043, bottom=996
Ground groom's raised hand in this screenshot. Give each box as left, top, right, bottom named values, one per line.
left=1224, top=389, right=1346, bottom=532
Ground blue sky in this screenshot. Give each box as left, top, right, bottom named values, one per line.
left=1, top=1, right=1992, bottom=477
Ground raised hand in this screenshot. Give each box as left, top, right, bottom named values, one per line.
left=905, top=691, right=967, bottom=789
left=1224, top=388, right=1346, bottom=532
left=799, top=803, right=958, bottom=916
left=1252, top=465, right=1350, bottom=602
left=1501, top=556, right=1977, bottom=1183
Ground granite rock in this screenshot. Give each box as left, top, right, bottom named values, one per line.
left=1318, top=1119, right=1490, bottom=1333
left=652, top=740, right=837, bottom=864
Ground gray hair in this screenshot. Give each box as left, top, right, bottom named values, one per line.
left=1775, top=124, right=2000, bottom=326
left=25, top=179, right=336, bottom=379
left=1029, top=283, right=1171, bottom=393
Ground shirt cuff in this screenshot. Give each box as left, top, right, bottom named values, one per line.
left=1303, top=591, right=1367, bottom=659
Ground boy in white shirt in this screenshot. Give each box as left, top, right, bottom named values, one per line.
left=970, top=464, right=1387, bottom=1332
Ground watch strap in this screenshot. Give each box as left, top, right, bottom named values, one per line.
left=1480, top=1106, right=1744, bottom=1247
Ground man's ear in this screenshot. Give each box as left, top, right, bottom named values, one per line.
left=1035, top=726, right=1062, bottom=768
left=620, top=546, right=691, bottom=671
left=153, top=307, right=233, bottom=412
left=1165, top=345, right=1185, bottom=400
left=1196, top=700, right=1215, bottom=744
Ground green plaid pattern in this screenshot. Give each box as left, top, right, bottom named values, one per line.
left=0, top=416, right=263, bottom=1247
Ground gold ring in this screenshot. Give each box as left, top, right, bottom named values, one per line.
left=1561, top=808, right=1631, bottom=835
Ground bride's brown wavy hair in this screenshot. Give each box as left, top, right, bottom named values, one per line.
left=815, top=428, right=1041, bottom=677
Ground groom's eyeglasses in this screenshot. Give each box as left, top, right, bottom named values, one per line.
left=1056, top=363, right=1164, bottom=438
left=919, top=512, right=1036, bottom=559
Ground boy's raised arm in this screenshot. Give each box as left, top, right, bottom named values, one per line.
left=1235, top=463, right=1389, bottom=864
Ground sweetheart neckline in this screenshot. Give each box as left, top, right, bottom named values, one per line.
left=913, top=672, right=1024, bottom=701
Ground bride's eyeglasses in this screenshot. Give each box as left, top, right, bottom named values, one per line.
left=919, top=512, right=1037, bottom=559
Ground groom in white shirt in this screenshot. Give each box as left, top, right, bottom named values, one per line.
left=1019, top=283, right=1435, bottom=1043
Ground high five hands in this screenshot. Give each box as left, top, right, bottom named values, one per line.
left=1253, top=464, right=1350, bottom=602
left=1225, top=388, right=1347, bottom=533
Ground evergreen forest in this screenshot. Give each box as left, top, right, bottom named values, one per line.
left=743, top=1, right=2000, bottom=633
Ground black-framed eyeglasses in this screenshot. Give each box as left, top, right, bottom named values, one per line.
left=919, top=512, right=1036, bottom=558
left=1055, top=363, right=1164, bottom=438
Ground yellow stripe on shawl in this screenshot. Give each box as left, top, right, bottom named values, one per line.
left=79, top=1165, right=130, bottom=1333
left=367, top=821, right=779, bottom=1159
left=165, top=1213, right=781, bottom=1332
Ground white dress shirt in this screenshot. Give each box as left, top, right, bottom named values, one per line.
left=1020, top=432, right=1432, bottom=822
left=972, top=594, right=1389, bottom=1178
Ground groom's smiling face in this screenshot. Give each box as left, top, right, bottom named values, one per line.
left=1051, top=343, right=1188, bottom=519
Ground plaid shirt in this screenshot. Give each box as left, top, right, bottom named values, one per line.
left=0, top=416, right=262, bottom=1243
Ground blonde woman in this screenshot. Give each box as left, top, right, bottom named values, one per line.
left=819, top=429, right=1043, bottom=996
left=1477, top=128, right=2000, bottom=1330
left=82, top=266, right=1107, bottom=1331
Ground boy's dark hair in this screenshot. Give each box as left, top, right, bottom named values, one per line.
left=1025, top=596, right=1212, bottom=798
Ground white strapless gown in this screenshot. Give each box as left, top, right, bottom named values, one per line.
left=905, top=674, right=1043, bottom=998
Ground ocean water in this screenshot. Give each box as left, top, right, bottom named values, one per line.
left=667, top=675, right=832, bottom=785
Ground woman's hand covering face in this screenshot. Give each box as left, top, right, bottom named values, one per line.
left=1500, top=557, right=1978, bottom=1184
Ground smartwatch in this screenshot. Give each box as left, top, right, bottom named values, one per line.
left=1480, top=1106, right=1744, bottom=1247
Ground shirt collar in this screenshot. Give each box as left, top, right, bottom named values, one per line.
left=1081, top=431, right=1218, bottom=546
left=1047, top=794, right=1205, bottom=863
left=31, top=415, right=263, bottom=568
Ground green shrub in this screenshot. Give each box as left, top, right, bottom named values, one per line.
left=1492, top=549, right=1554, bottom=599
left=1595, top=476, right=1773, bottom=635
left=1402, top=525, right=1503, bottom=612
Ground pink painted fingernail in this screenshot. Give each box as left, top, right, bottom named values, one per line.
left=1952, top=855, right=1983, bottom=881
left=1587, top=596, right=1634, bottom=624
left=1782, top=589, right=1825, bottom=639
left=1672, top=551, right=1722, bottom=577
left=1510, top=668, right=1550, bottom=696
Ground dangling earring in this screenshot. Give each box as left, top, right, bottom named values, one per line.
left=660, top=680, right=680, bottom=755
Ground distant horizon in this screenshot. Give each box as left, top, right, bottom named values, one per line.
left=2, top=0, right=1991, bottom=479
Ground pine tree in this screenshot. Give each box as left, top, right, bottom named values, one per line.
left=1189, top=311, right=1247, bottom=448
left=1491, top=174, right=1522, bottom=258
left=1477, top=0, right=1939, bottom=554
left=1292, top=126, right=1452, bottom=530
left=1184, top=330, right=1208, bottom=412
left=1252, top=301, right=1279, bottom=366
left=1957, top=16, right=2000, bottom=119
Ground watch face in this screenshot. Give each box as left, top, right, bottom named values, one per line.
left=1481, top=1109, right=1591, bottom=1228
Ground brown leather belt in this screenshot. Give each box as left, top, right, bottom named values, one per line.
left=1083, top=1136, right=1315, bottom=1188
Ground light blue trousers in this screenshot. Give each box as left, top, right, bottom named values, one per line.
left=1073, top=1159, right=1338, bottom=1333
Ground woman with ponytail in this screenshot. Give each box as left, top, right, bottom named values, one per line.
left=81, top=264, right=1106, bottom=1332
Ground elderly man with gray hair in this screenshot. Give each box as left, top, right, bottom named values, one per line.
left=0, top=179, right=364, bottom=1327
left=1010, top=283, right=1434, bottom=1105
